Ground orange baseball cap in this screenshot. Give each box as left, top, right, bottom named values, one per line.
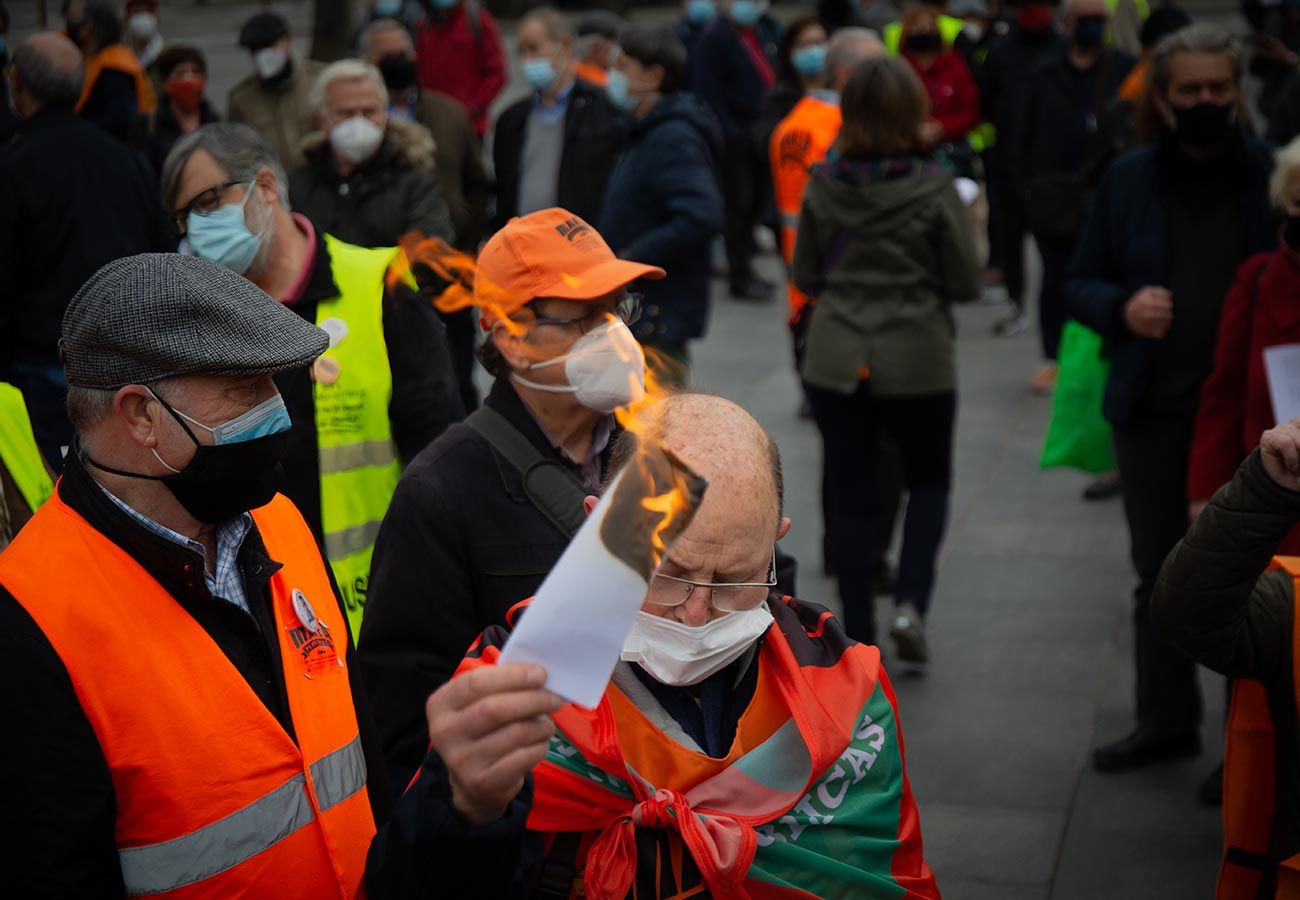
left=475, top=208, right=665, bottom=322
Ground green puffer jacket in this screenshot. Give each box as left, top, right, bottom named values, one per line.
left=791, top=155, right=981, bottom=397
left=1153, top=449, right=1300, bottom=865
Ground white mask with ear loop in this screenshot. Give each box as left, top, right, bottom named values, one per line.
left=621, top=606, right=775, bottom=687
left=512, top=318, right=646, bottom=414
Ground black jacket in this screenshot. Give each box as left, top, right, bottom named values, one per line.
left=1066, top=131, right=1276, bottom=426
left=980, top=26, right=1066, bottom=171
left=289, top=117, right=455, bottom=249
left=691, top=16, right=782, bottom=141
left=79, top=66, right=138, bottom=142
left=490, top=79, right=627, bottom=232
left=359, top=378, right=613, bottom=786
left=274, top=225, right=464, bottom=548
left=136, top=99, right=221, bottom=177
left=1153, top=449, right=1300, bottom=866
left=0, top=452, right=530, bottom=897
left=0, top=109, right=174, bottom=372
left=597, top=94, right=723, bottom=344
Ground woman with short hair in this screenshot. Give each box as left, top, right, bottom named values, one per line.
left=793, top=55, right=981, bottom=661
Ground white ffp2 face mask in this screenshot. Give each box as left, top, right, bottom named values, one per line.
left=621, top=606, right=774, bottom=687
left=330, top=116, right=386, bottom=163
left=513, top=319, right=646, bottom=414
left=253, top=46, right=288, bottom=81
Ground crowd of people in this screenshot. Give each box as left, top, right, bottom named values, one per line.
left=3, top=0, right=1300, bottom=896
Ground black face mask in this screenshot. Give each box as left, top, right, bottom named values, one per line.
left=1285, top=216, right=1300, bottom=251
left=377, top=54, right=418, bottom=95
left=905, top=33, right=943, bottom=54
left=84, top=393, right=290, bottom=525
left=1171, top=101, right=1235, bottom=150
left=1072, top=16, right=1105, bottom=49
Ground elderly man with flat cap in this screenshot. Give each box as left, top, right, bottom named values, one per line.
left=0, top=253, right=562, bottom=895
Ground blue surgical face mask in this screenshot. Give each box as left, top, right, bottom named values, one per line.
left=791, top=44, right=827, bottom=77
left=686, top=0, right=717, bottom=24
left=430, top=0, right=459, bottom=9
left=374, top=0, right=402, bottom=16
left=604, top=69, right=639, bottom=112
left=729, top=0, right=763, bottom=27
left=522, top=57, right=558, bottom=92
left=154, top=389, right=293, bottom=446
left=186, top=184, right=266, bottom=275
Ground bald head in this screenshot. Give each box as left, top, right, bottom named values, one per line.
left=1065, top=0, right=1107, bottom=20
left=825, top=27, right=886, bottom=92
left=9, top=32, right=85, bottom=117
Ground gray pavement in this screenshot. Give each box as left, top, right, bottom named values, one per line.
left=7, top=1, right=1231, bottom=896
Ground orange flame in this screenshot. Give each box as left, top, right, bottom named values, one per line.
left=387, top=230, right=702, bottom=564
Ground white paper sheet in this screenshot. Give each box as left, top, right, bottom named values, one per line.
left=498, top=452, right=704, bottom=709
left=1265, top=343, right=1300, bottom=425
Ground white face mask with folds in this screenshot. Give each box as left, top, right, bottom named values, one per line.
left=620, top=606, right=775, bottom=687
left=512, top=319, right=646, bottom=414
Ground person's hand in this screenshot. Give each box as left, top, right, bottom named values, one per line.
left=1188, top=499, right=1209, bottom=522
left=1261, top=419, right=1300, bottom=491
left=426, top=663, right=564, bottom=826
left=1123, top=286, right=1174, bottom=339
left=919, top=119, right=945, bottom=147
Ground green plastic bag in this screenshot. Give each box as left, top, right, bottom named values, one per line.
left=1040, top=321, right=1115, bottom=474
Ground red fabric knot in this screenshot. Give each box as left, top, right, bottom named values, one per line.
left=631, top=789, right=680, bottom=829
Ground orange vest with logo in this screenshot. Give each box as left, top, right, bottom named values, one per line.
left=0, top=489, right=374, bottom=898
left=1219, top=556, right=1300, bottom=900
left=77, top=43, right=157, bottom=115
left=769, top=95, right=842, bottom=326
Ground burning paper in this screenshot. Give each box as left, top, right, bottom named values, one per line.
left=500, top=443, right=707, bottom=708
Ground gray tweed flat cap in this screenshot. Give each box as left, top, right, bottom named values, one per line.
left=61, top=254, right=330, bottom=390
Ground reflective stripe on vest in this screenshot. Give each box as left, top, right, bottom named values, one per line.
left=0, top=382, right=53, bottom=515
left=1217, top=556, right=1300, bottom=899
left=0, top=491, right=375, bottom=898
left=883, top=16, right=966, bottom=54
left=317, top=234, right=405, bottom=641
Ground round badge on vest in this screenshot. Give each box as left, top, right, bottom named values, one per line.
left=292, top=589, right=323, bottom=635
left=313, top=356, right=341, bottom=385
left=320, top=317, right=349, bottom=348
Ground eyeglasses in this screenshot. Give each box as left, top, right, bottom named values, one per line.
left=172, top=178, right=245, bottom=236
left=645, top=549, right=778, bottom=613
left=528, top=293, right=643, bottom=333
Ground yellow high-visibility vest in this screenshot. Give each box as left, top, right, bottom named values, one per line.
left=0, top=382, right=53, bottom=518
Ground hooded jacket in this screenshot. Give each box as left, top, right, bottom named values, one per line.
left=597, top=93, right=724, bottom=344
left=792, top=156, right=982, bottom=396
left=288, top=116, right=454, bottom=249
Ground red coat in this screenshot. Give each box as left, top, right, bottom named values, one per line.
left=415, top=3, right=507, bottom=137
left=904, top=50, right=980, bottom=143
left=1189, top=244, right=1300, bottom=553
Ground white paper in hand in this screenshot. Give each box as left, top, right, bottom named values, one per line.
left=1265, top=343, right=1300, bottom=425
left=498, top=448, right=706, bottom=709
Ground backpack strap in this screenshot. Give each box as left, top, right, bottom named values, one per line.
left=465, top=406, right=589, bottom=539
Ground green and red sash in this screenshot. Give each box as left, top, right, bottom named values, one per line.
left=457, top=597, right=940, bottom=899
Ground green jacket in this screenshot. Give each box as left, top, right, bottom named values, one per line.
left=1153, top=450, right=1300, bottom=860
left=792, top=158, right=981, bottom=396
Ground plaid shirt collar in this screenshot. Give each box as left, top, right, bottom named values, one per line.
left=96, top=484, right=254, bottom=616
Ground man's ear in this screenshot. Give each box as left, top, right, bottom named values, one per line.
left=254, top=166, right=280, bottom=207
left=650, top=63, right=667, bottom=93
left=492, top=321, right=533, bottom=372
left=583, top=495, right=599, bottom=516
left=115, top=385, right=163, bottom=449
left=776, top=516, right=792, bottom=541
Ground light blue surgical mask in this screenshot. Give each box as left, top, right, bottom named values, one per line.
left=791, top=44, right=827, bottom=77
left=186, top=184, right=265, bottom=276
left=729, top=0, right=763, bottom=27
left=430, top=0, right=459, bottom=9
left=522, top=57, right=558, bottom=92
left=156, top=390, right=294, bottom=446
left=604, top=69, right=639, bottom=112
left=374, top=0, right=402, bottom=16
left=686, top=0, right=717, bottom=24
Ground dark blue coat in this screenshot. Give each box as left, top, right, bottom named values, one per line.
left=597, top=93, right=724, bottom=343
left=1066, top=130, right=1276, bottom=426
left=689, top=16, right=781, bottom=140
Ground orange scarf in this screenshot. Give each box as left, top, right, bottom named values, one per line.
left=77, top=44, right=157, bottom=114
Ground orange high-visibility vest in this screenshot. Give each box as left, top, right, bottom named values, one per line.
left=0, top=488, right=374, bottom=898
left=769, top=94, right=841, bottom=326
left=1219, top=556, right=1300, bottom=900
left=77, top=43, right=157, bottom=115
